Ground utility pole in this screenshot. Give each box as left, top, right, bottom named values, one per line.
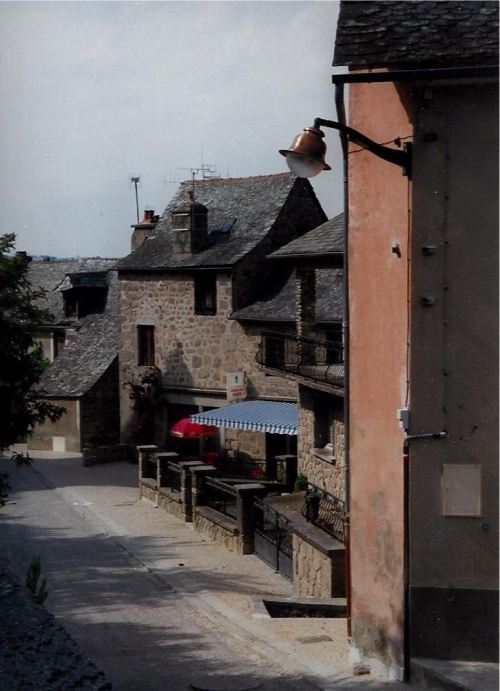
left=130, top=176, right=140, bottom=223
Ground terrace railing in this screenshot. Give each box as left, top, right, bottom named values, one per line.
left=256, top=331, right=344, bottom=387
left=301, top=483, right=345, bottom=543
left=163, top=460, right=182, bottom=494
left=203, top=477, right=238, bottom=521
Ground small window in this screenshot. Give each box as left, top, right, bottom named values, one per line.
left=138, top=325, right=155, bottom=366
left=313, top=396, right=335, bottom=462
left=53, top=332, right=66, bottom=359
left=194, top=275, right=217, bottom=315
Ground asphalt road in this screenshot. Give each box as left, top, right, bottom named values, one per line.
left=0, top=454, right=420, bottom=691
left=1, top=458, right=332, bottom=691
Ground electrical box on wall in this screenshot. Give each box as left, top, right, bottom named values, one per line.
left=442, top=464, right=482, bottom=517
left=397, top=408, right=410, bottom=431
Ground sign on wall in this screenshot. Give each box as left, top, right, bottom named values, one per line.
left=227, top=372, right=245, bottom=402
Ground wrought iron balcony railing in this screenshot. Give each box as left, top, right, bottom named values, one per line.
left=256, top=331, right=344, bottom=387
left=301, top=483, right=345, bottom=543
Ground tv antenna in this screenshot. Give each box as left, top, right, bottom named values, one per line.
left=177, top=164, right=221, bottom=181
left=129, top=176, right=141, bottom=223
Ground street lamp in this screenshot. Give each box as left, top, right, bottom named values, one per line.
left=279, top=117, right=412, bottom=178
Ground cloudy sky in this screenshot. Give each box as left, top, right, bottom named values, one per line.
left=0, top=1, right=342, bottom=258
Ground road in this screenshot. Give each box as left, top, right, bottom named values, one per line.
left=0, top=453, right=416, bottom=691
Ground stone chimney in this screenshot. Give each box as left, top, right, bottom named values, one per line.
left=131, top=209, right=159, bottom=251
left=170, top=190, right=208, bottom=257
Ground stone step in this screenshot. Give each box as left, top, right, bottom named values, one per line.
left=411, top=657, right=499, bottom=691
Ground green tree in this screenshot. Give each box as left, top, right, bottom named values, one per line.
left=0, top=233, right=64, bottom=451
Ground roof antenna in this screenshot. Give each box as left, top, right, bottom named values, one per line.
left=129, top=176, right=141, bottom=223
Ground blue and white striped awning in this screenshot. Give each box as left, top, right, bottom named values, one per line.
left=190, top=400, right=297, bottom=435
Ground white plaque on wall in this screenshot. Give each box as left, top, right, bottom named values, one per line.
left=442, top=464, right=482, bottom=517
left=227, top=372, right=245, bottom=402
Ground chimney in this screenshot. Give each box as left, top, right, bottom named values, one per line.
left=15, top=251, right=32, bottom=264
left=170, top=191, right=208, bottom=257
left=131, top=209, right=158, bottom=251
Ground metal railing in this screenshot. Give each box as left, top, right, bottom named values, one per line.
left=203, top=477, right=238, bottom=521
left=301, top=483, right=345, bottom=543
left=256, top=331, right=344, bottom=386
left=253, top=497, right=294, bottom=580
left=163, top=461, right=182, bottom=493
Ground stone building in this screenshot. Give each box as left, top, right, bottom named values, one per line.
left=232, top=214, right=346, bottom=598
left=116, top=173, right=327, bottom=463
left=29, top=258, right=120, bottom=453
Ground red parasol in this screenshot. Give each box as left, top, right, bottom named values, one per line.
left=170, top=418, right=218, bottom=438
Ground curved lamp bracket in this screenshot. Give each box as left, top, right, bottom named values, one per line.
left=314, top=117, right=412, bottom=178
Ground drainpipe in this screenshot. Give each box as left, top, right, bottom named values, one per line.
left=334, top=82, right=351, bottom=639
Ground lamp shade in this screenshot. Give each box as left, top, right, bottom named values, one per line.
left=279, top=127, right=331, bottom=178
left=170, top=418, right=218, bottom=438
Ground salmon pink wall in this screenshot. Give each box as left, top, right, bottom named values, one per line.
left=348, top=79, right=412, bottom=675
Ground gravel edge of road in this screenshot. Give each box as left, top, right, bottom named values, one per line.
left=0, top=561, right=112, bottom=691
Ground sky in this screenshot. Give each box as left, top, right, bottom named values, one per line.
left=0, top=1, right=342, bottom=259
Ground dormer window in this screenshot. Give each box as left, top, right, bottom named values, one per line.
left=63, top=287, right=107, bottom=319
left=194, top=275, right=217, bottom=316
left=60, top=271, right=108, bottom=320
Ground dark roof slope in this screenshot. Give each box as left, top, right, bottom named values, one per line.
left=231, top=269, right=343, bottom=324
left=28, top=259, right=119, bottom=397
left=35, top=306, right=119, bottom=398
left=117, top=174, right=320, bottom=271
left=270, top=213, right=344, bottom=259
left=334, top=1, right=499, bottom=67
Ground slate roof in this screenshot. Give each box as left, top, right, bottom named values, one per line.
left=28, top=259, right=120, bottom=398
left=117, top=174, right=320, bottom=271
left=269, top=214, right=344, bottom=259
left=231, top=268, right=343, bottom=324
left=334, top=1, right=499, bottom=67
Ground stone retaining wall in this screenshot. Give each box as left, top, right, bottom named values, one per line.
left=193, top=510, right=241, bottom=554
left=157, top=489, right=184, bottom=519
left=139, top=481, right=157, bottom=504
left=83, top=443, right=136, bottom=467
left=293, top=534, right=334, bottom=599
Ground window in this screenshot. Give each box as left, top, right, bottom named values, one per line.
left=63, top=287, right=107, bottom=319
left=53, top=332, right=66, bottom=359
left=138, top=325, right=155, bottom=366
left=313, top=395, right=335, bottom=462
left=194, top=275, right=217, bottom=315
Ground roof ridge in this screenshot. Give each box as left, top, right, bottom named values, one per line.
left=178, top=172, right=293, bottom=185
left=32, top=257, right=119, bottom=263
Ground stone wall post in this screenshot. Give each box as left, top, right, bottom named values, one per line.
left=234, top=484, right=268, bottom=555
left=137, top=445, right=159, bottom=484
left=178, top=460, right=204, bottom=521
left=190, top=464, right=218, bottom=509
left=156, top=451, right=180, bottom=487
left=274, top=454, right=298, bottom=491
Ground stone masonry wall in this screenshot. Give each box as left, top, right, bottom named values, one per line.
left=223, top=429, right=266, bottom=461
left=119, top=272, right=296, bottom=442
left=193, top=511, right=241, bottom=553
left=293, top=534, right=333, bottom=599
left=298, top=386, right=345, bottom=497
